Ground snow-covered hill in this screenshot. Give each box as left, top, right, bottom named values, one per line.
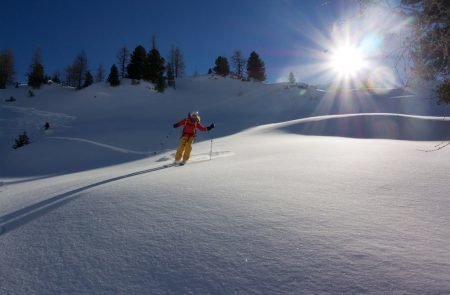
left=1, top=77, right=448, bottom=177
left=1, top=77, right=449, bottom=294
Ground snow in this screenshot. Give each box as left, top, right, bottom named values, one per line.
left=1, top=76, right=449, bottom=294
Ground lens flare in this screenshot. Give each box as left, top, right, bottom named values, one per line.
left=360, top=33, right=383, bottom=53
left=329, top=45, right=366, bottom=78
left=273, top=2, right=407, bottom=92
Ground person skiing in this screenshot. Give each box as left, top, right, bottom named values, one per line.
left=173, top=111, right=215, bottom=165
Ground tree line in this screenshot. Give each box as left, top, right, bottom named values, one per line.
left=0, top=40, right=267, bottom=93
left=210, top=50, right=266, bottom=82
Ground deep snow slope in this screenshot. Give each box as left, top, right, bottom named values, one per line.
left=0, top=126, right=449, bottom=294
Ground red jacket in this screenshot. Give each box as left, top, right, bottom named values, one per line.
left=174, top=117, right=207, bottom=137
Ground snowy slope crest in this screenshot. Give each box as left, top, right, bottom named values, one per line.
left=0, top=76, right=449, bottom=178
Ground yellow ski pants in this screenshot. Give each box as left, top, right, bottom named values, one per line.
left=175, top=135, right=195, bottom=162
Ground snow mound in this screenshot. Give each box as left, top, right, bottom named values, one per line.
left=268, top=113, right=450, bottom=141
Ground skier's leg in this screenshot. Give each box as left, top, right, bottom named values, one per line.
left=175, top=136, right=188, bottom=161
left=182, top=136, right=195, bottom=162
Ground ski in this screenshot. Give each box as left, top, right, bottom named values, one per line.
left=163, top=163, right=177, bottom=168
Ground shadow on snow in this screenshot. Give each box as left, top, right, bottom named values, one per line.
left=0, top=163, right=175, bottom=236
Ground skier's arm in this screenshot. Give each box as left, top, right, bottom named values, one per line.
left=196, top=123, right=208, bottom=132
left=197, top=122, right=215, bottom=131
left=173, top=118, right=187, bottom=128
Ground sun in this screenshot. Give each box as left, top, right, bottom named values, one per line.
left=329, top=45, right=366, bottom=78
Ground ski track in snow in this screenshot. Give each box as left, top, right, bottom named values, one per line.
left=0, top=164, right=173, bottom=235
left=0, top=105, right=75, bottom=139
left=0, top=165, right=172, bottom=236
left=48, top=136, right=154, bottom=155
left=0, top=151, right=234, bottom=236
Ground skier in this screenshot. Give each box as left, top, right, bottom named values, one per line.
left=173, top=111, right=215, bottom=165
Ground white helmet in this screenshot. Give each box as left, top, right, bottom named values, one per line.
left=190, top=111, right=200, bottom=121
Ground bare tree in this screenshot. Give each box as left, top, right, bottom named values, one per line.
left=96, top=64, right=105, bottom=82
left=403, top=0, right=449, bottom=104
left=360, top=0, right=449, bottom=104
left=0, top=49, right=15, bottom=88
left=116, top=46, right=129, bottom=79
left=168, top=46, right=186, bottom=78
left=73, top=51, right=88, bottom=89
left=64, top=65, right=77, bottom=87
left=231, top=50, right=246, bottom=79
left=65, top=51, right=88, bottom=89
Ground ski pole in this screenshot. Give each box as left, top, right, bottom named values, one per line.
left=159, top=128, right=173, bottom=154
left=209, top=130, right=213, bottom=160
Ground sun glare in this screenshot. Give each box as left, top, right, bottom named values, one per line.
left=275, top=3, right=407, bottom=89
left=329, top=45, right=366, bottom=78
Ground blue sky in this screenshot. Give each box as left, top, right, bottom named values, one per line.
left=2, top=0, right=361, bottom=84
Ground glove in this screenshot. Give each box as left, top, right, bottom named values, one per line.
left=207, top=123, right=215, bottom=131
left=173, top=123, right=178, bottom=128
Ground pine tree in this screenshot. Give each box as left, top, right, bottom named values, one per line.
left=213, top=56, right=230, bottom=77
left=247, top=51, right=266, bottom=81
left=107, top=64, right=120, bottom=86
left=83, top=71, right=93, bottom=88
left=28, top=49, right=46, bottom=89
left=127, top=45, right=147, bottom=80
left=13, top=131, right=30, bottom=149
left=146, top=35, right=166, bottom=93
left=288, top=72, right=296, bottom=84
left=28, top=63, right=45, bottom=89
left=145, top=47, right=165, bottom=85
